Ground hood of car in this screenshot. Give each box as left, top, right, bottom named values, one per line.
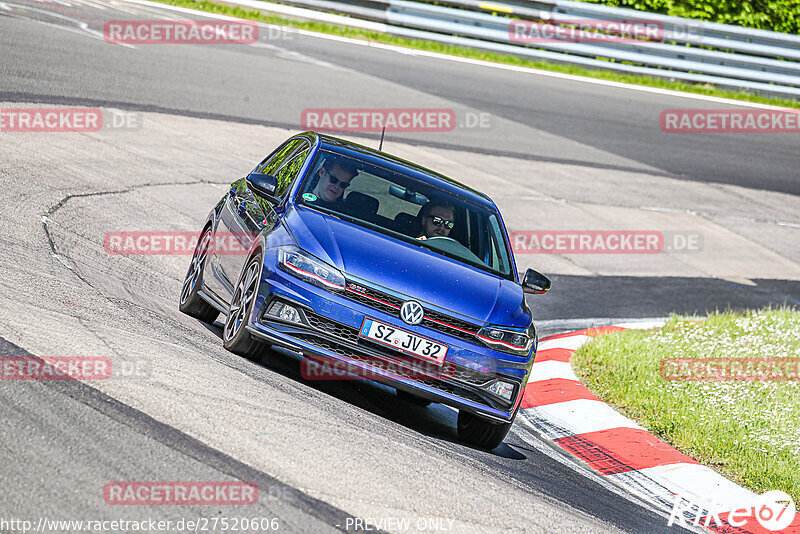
left=284, top=206, right=529, bottom=327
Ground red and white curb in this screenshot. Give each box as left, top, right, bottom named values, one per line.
left=519, top=321, right=800, bottom=533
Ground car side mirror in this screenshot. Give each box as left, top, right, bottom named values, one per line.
left=246, top=173, right=279, bottom=201
left=522, top=269, right=551, bottom=295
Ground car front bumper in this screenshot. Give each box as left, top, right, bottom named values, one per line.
left=242, top=262, right=533, bottom=424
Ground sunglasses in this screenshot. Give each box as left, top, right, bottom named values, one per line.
left=429, top=216, right=454, bottom=229
left=322, top=168, right=351, bottom=189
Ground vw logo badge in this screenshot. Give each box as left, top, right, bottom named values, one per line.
left=399, top=301, right=424, bottom=325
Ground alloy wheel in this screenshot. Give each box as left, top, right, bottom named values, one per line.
left=180, top=232, right=211, bottom=305
left=224, top=258, right=260, bottom=341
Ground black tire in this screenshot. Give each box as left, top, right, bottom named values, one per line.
left=179, top=227, right=219, bottom=324
left=396, top=389, right=432, bottom=407
left=222, top=252, right=266, bottom=360
left=457, top=409, right=515, bottom=450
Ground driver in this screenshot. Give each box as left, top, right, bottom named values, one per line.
left=417, top=201, right=455, bottom=240
left=311, top=157, right=358, bottom=209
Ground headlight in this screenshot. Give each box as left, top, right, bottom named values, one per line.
left=278, top=247, right=345, bottom=291
left=477, top=325, right=533, bottom=355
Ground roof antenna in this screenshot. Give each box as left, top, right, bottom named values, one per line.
left=378, top=126, right=386, bottom=151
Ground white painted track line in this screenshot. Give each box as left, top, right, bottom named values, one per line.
left=538, top=335, right=590, bottom=352
left=523, top=399, right=645, bottom=435
left=529, top=360, right=580, bottom=382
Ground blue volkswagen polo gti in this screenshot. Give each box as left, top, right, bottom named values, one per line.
left=179, top=132, right=551, bottom=449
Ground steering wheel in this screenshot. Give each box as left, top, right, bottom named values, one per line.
left=422, top=235, right=483, bottom=264
left=425, top=236, right=460, bottom=244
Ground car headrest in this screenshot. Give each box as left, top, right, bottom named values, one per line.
left=344, top=192, right=379, bottom=215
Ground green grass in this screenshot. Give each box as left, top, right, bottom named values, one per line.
left=152, top=0, right=800, bottom=110
left=572, top=308, right=800, bottom=500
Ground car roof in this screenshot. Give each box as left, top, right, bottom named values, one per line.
left=305, top=132, right=498, bottom=211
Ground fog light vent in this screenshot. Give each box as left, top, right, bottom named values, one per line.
left=487, top=380, right=514, bottom=401
left=266, top=301, right=302, bottom=324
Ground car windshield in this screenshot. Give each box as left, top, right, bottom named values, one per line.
left=295, top=150, right=513, bottom=279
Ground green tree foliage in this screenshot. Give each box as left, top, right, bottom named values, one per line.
left=577, top=0, right=799, bottom=34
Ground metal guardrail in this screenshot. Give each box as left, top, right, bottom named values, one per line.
left=511, top=0, right=800, bottom=58
left=247, top=0, right=800, bottom=98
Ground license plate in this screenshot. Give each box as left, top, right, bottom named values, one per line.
left=359, top=318, right=448, bottom=365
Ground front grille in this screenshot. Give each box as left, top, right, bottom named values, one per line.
left=423, top=313, right=478, bottom=343
left=343, top=281, right=482, bottom=344
left=447, top=364, right=493, bottom=387
left=415, top=378, right=486, bottom=404
left=303, top=311, right=494, bottom=387
left=294, top=332, right=489, bottom=406
left=343, top=287, right=398, bottom=316
left=305, top=312, right=360, bottom=344
left=350, top=284, right=404, bottom=308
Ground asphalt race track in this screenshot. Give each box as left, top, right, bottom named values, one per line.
left=0, top=1, right=798, bottom=533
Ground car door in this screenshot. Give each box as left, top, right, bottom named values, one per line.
left=212, top=138, right=311, bottom=303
